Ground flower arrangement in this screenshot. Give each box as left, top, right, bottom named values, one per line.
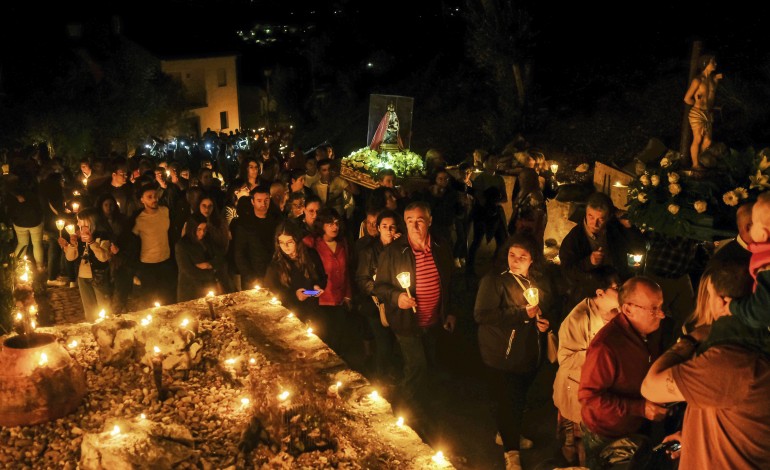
left=625, top=146, right=759, bottom=241
left=342, top=147, right=425, bottom=178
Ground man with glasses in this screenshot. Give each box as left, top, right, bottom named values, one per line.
left=578, top=276, right=670, bottom=468
left=95, top=159, right=137, bottom=216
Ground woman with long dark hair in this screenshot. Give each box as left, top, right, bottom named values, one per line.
left=303, top=208, right=352, bottom=351
left=265, top=222, right=327, bottom=321
left=175, top=213, right=230, bottom=301
left=474, top=233, right=554, bottom=470
left=196, top=195, right=230, bottom=253
left=94, top=193, right=134, bottom=313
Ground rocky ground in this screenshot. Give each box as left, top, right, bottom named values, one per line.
left=0, top=291, right=448, bottom=469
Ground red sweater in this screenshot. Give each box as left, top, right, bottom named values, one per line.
left=578, top=313, right=662, bottom=438
left=303, top=236, right=352, bottom=306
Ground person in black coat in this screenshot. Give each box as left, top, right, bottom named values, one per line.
left=264, top=221, right=327, bottom=322
left=175, top=213, right=230, bottom=301
left=559, top=192, right=644, bottom=308
left=233, top=185, right=282, bottom=288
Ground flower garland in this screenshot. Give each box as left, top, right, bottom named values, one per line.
left=342, top=147, right=425, bottom=178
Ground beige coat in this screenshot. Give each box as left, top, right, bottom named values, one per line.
left=552, top=298, right=612, bottom=423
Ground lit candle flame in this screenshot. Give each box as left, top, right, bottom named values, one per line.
left=154, top=301, right=161, bottom=308
left=336, top=381, right=342, bottom=389
left=269, top=297, right=280, bottom=305
left=550, top=163, right=559, bottom=174
left=369, top=390, right=380, bottom=401
left=278, top=391, right=290, bottom=401
left=207, top=291, right=214, bottom=298
left=396, top=272, right=411, bottom=289
left=140, top=314, right=153, bottom=327
left=523, top=287, right=539, bottom=307
left=29, top=305, right=37, bottom=314
left=20, top=272, right=29, bottom=282
left=65, top=224, right=76, bottom=235
left=72, top=202, right=80, bottom=212
left=30, top=320, right=36, bottom=330
left=153, top=346, right=161, bottom=355
left=396, top=416, right=405, bottom=427
left=287, top=312, right=294, bottom=319
left=249, top=358, right=256, bottom=365
left=253, top=285, right=261, bottom=291
left=432, top=451, right=448, bottom=466
left=56, top=219, right=65, bottom=231
left=306, top=327, right=314, bottom=336
left=633, top=254, right=643, bottom=263
left=225, top=358, right=236, bottom=365
left=68, top=340, right=78, bottom=349
left=140, top=413, right=146, bottom=420
left=73, top=190, right=80, bottom=196
left=180, top=318, right=189, bottom=328
left=15, top=312, right=22, bottom=321
left=241, top=397, right=250, bottom=406
left=38, top=352, right=48, bottom=366
left=110, top=425, right=120, bottom=436
left=98, top=309, right=107, bottom=321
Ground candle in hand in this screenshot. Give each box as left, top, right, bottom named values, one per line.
left=396, top=272, right=417, bottom=313
left=523, top=287, right=539, bottom=307
left=56, top=219, right=65, bottom=237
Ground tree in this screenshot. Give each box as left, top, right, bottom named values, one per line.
left=465, top=0, right=536, bottom=146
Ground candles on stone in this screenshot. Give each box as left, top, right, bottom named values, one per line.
left=140, top=314, right=153, bottom=327
left=38, top=352, right=48, bottom=367
left=154, top=301, right=161, bottom=308
left=396, top=272, right=417, bottom=313
left=269, top=296, right=281, bottom=306
left=432, top=450, right=449, bottom=466
left=152, top=346, right=166, bottom=401
left=206, top=291, right=216, bottom=320
left=95, top=309, right=107, bottom=324
left=68, top=340, right=78, bottom=349
left=278, top=390, right=290, bottom=402
left=110, top=425, right=121, bottom=437
left=396, top=416, right=405, bottom=428
left=327, top=381, right=343, bottom=397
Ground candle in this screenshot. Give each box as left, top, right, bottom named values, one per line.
left=82, top=178, right=88, bottom=187
left=72, top=190, right=80, bottom=197
left=30, top=320, right=36, bottom=330
left=140, top=314, right=153, bottom=327
left=249, top=358, right=256, bottom=365
left=154, top=301, right=161, bottom=308
left=38, top=352, right=48, bottom=366
left=95, top=309, right=107, bottom=324
left=240, top=397, right=250, bottom=407
left=253, top=284, right=261, bottom=292
left=225, top=358, right=237, bottom=365
left=139, top=413, right=146, bottom=420
left=110, top=425, right=121, bottom=437
left=369, top=390, right=380, bottom=401
left=152, top=346, right=166, bottom=401
left=65, top=224, right=76, bottom=236
left=56, top=219, right=65, bottom=237
left=14, top=312, right=22, bottom=321
left=396, top=416, right=405, bottom=428
left=269, top=296, right=280, bottom=305
left=286, top=312, right=295, bottom=319
left=432, top=451, right=449, bottom=466
left=68, top=340, right=78, bottom=349
left=396, top=272, right=417, bottom=313
left=523, top=287, right=539, bottom=306
left=306, top=327, right=314, bottom=337
left=278, top=390, right=290, bottom=402
left=72, top=202, right=80, bottom=213
left=180, top=318, right=189, bottom=328
left=550, top=163, right=559, bottom=174
left=19, top=272, right=29, bottom=283
left=206, top=291, right=216, bottom=320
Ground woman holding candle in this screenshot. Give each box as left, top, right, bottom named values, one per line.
left=95, top=193, right=134, bottom=313
left=474, top=234, right=554, bottom=470
left=265, top=222, right=326, bottom=321
left=303, top=208, right=352, bottom=352
left=61, top=208, right=112, bottom=322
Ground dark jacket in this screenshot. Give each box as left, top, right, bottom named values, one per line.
left=233, top=200, right=281, bottom=286
left=175, top=237, right=227, bottom=302
left=355, top=235, right=385, bottom=318
left=560, top=219, right=643, bottom=303
left=373, top=235, right=455, bottom=337
left=474, top=269, right=554, bottom=371
left=264, top=247, right=327, bottom=319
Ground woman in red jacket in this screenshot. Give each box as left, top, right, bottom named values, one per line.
left=303, top=208, right=352, bottom=352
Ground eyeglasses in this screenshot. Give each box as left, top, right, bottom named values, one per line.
left=626, top=302, right=664, bottom=316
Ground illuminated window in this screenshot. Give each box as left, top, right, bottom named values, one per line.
left=220, top=111, right=229, bottom=130
left=217, top=69, right=227, bottom=87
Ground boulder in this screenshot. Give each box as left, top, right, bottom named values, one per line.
left=80, top=420, right=195, bottom=470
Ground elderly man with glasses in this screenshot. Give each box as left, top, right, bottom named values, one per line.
left=577, top=276, right=671, bottom=468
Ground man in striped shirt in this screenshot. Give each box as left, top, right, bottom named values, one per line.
left=374, top=201, right=457, bottom=423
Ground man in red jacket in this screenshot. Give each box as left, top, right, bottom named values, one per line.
left=578, top=276, right=669, bottom=468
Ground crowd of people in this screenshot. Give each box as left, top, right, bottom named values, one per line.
left=3, top=134, right=770, bottom=470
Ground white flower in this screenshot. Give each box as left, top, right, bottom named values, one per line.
left=735, top=187, right=749, bottom=200
left=668, top=172, right=680, bottom=184
left=668, top=204, right=680, bottom=215
left=694, top=200, right=708, bottom=213
left=669, top=183, right=681, bottom=195
left=637, top=192, right=648, bottom=203
left=723, top=191, right=739, bottom=206
left=639, top=175, right=650, bottom=186
left=660, top=157, right=671, bottom=168
left=651, top=175, right=660, bottom=187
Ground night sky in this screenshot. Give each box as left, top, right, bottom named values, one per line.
left=3, top=1, right=768, bottom=155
